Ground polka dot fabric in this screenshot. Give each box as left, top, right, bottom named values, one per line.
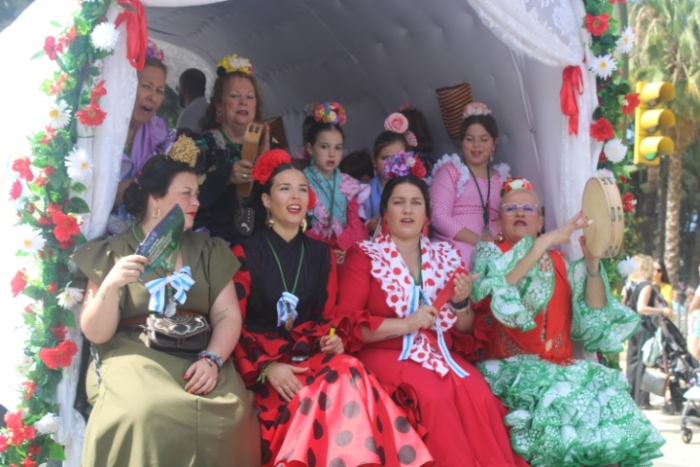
left=358, top=234, right=462, bottom=376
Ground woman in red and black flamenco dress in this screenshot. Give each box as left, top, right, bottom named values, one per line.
left=337, top=151, right=528, bottom=467
left=231, top=149, right=433, bottom=467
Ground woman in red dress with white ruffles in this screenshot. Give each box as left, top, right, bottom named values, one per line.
left=337, top=151, right=528, bottom=467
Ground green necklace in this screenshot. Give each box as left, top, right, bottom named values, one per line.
left=265, top=236, right=305, bottom=330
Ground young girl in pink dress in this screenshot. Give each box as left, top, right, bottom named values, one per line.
left=303, top=102, right=369, bottom=263
left=429, top=103, right=509, bottom=266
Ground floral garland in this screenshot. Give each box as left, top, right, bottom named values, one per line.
left=0, top=1, right=127, bottom=465
left=582, top=0, right=638, bottom=284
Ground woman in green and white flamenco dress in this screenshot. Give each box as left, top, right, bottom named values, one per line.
left=470, top=176, right=664, bottom=467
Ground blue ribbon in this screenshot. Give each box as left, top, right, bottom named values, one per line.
left=144, top=266, right=195, bottom=314
left=276, top=291, right=299, bottom=328
left=399, top=285, right=469, bottom=378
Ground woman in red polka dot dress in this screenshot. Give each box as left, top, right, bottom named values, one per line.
left=231, top=149, right=433, bottom=467
left=338, top=151, right=529, bottom=467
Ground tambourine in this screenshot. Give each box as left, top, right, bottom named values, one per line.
left=581, top=176, right=624, bottom=258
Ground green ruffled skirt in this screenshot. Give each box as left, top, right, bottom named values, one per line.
left=478, top=355, right=664, bottom=467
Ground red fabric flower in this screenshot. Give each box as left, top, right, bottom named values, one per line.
left=39, top=339, right=78, bottom=369
left=47, top=203, right=63, bottom=217
left=619, top=174, right=628, bottom=184
left=90, top=80, right=107, bottom=102
left=0, top=434, right=8, bottom=452
left=5, top=411, right=36, bottom=445
left=51, top=211, right=80, bottom=242
left=52, top=325, right=67, bottom=339
left=9, top=180, right=22, bottom=201
left=11, top=270, right=27, bottom=298
left=49, top=75, right=67, bottom=96
left=21, top=381, right=36, bottom=400
left=252, top=149, right=292, bottom=185
left=65, top=25, right=77, bottom=42
left=58, top=238, right=76, bottom=250
left=622, top=93, right=640, bottom=114
left=590, top=117, right=614, bottom=141
left=12, top=157, right=33, bottom=182
left=39, top=126, right=56, bottom=145
left=410, top=158, right=427, bottom=179
left=28, top=445, right=41, bottom=457
left=43, top=36, right=62, bottom=60
left=24, top=304, right=33, bottom=313
left=307, top=187, right=317, bottom=210
left=37, top=215, right=53, bottom=226
left=76, top=102, right=107, bottom=127
left=585, top=13, right=610, bottom=36
left=34, top=175, right=48, bottom=188
left=622, top=192, right=636, bottom=212
left=4, top=411, right=23, bottom=430
left=47, top=283, right=58, bottom=295
left=44, top=166, right=56, bottom=176
left=21, top=457, right=37, bottom=467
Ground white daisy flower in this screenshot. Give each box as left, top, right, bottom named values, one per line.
left=16, top=355, right=34, bottom=375
left=596, top=168, right=614, bottom=179
left=16, top=225, right=45, bottom=255
left=616, top=26, right=635, bottom=55
left=589, top=54, right=617, bottom=80
left=65, top=147, right=93, bottom=185
left=91, top=22, right=120, bottom=52
left=57, top=283, right=84, bottom=310
left=35, top=413, right=61, bottom=435
left=618, top=256, right=638, bottom=276
left=45, top=100, right=71, bottom=129
left=604, top=138, right=627, bottom=163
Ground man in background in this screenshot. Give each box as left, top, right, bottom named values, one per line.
left=176, top=68, right=207, bottom=132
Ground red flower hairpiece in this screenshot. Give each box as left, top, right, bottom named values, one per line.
left=384, top=151, right=427, bottom=180
left=252, top=149, right=293, bottom=185
left=308, top=186, right=317, bottom=210
left=500, top=176, right=534, bottom=197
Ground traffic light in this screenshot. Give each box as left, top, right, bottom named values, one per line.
left=633, top=81, right=676, bottom=166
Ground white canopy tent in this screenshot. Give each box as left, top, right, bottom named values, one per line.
left=0, top=0, right=600, bottom=465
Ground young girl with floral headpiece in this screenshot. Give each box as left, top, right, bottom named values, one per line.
left=429, top=102, right=510, bottom=266
left=303, top=102, right=369, bottom=263
left=363, top=113, right=414, bottom=234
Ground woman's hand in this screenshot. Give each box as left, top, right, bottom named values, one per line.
left=184, top=359, right=219, bottom=395
left=543, top=211, right=590, bottom=247
left=334, top=249, right=346, bottom=265
left=267, top=362, right=307, bottom=402
left=406, top=306, right=438, bottom=333
left=451, top=273, right=479, bottom=304
left=102, top=255, right=149, bottom=290
left=229, top=159, right=254, bottom=185
left=258, top=122, right=271, bottom=155
left=320, top=335, right=344, bottom=355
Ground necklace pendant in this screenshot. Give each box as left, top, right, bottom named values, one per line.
left=164, top=299, right=177, bottom=318
left=285, top=315, right=294, bottom=331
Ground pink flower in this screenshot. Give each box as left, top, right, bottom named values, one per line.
left=384, top=113, right=409, bottom=134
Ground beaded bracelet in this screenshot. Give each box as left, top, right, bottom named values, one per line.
left=197, top=351, right=223, bottom=369
left=256, top=362, right=273, bottom=383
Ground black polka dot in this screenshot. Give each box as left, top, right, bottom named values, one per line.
left=313, top=419, right=324, bottom=440
left=296, top=341, right=309, bottom=352
left=364, top=436, right=378, bottom=453
left=335, top=430, right=353, bottom=446
left=252, top=382, right=269, bottom=399
left=378, top=446, right=386, bottom=465
left=324, top=370, right=339, bottom=383
left=398, top=445, right=417, bottom=464
left=376, top=415, right=383, bottom=433
left=299, top=397, right=314, bottom=415
left=343, top=401, right=361, bottom=419
left=234, top=282, right=247, bottom=300
left=250, top=347, right=263, bottom=361
left=349, top=367, right=361, bottom=389
left=276, top=406, right=291, bottom=426
left=394, top=416, right=410, bottom=433
left=307, top=448, right=316, bottom=467
left=305, top=375, right=316, bottom=385
left=317, top=365, right=330, bottom=376
left=322, top=353, right=334, bottom=364
left=329, top=458, right=347, bottom=467
left=372, top=386, right=380, bottom=402
left=261, top=440, right=272, bottom=464
left=317, top=391, right=331, bottom=410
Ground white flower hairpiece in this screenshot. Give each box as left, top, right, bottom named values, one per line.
left=463, top=102, right=492, bottom=119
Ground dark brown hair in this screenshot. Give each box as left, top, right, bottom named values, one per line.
left=143, top=57, right=168, bottom=76
left=372, top=131, right=409, bottom=159
left=200, top=72, right=263, bottom=130
left=459, top=114, right=499, bottom=141
left=400, top=108, right=433, bottom=153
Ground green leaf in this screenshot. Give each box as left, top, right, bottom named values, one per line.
left=50, top=20, right=63, bottom=28
left=49, top=442, right=66, bottom=461
left=67, top=197, right=89, bottom=214
left=31, top=49, right=47, bottom=61
left=71, top=182, right=88, bottom=194
left=61, top=308, right=77, bottom=328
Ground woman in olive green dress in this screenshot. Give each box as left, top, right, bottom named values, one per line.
left=74, top=140, right=260, bottom=467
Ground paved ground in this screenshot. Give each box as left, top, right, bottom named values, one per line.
left=648, top=401, right=700, bottom=467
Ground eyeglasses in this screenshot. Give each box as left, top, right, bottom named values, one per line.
left=655, top=268, right=663, bottom=272
left=502, top=203, right=539, bottom=216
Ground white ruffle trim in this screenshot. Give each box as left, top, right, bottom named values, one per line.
left=493, top=162, right=511, bottom=183
left=425, top=153, right=471, bottom=197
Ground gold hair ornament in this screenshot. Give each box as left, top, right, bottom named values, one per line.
left=167, top=135, right=199, bottom=168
